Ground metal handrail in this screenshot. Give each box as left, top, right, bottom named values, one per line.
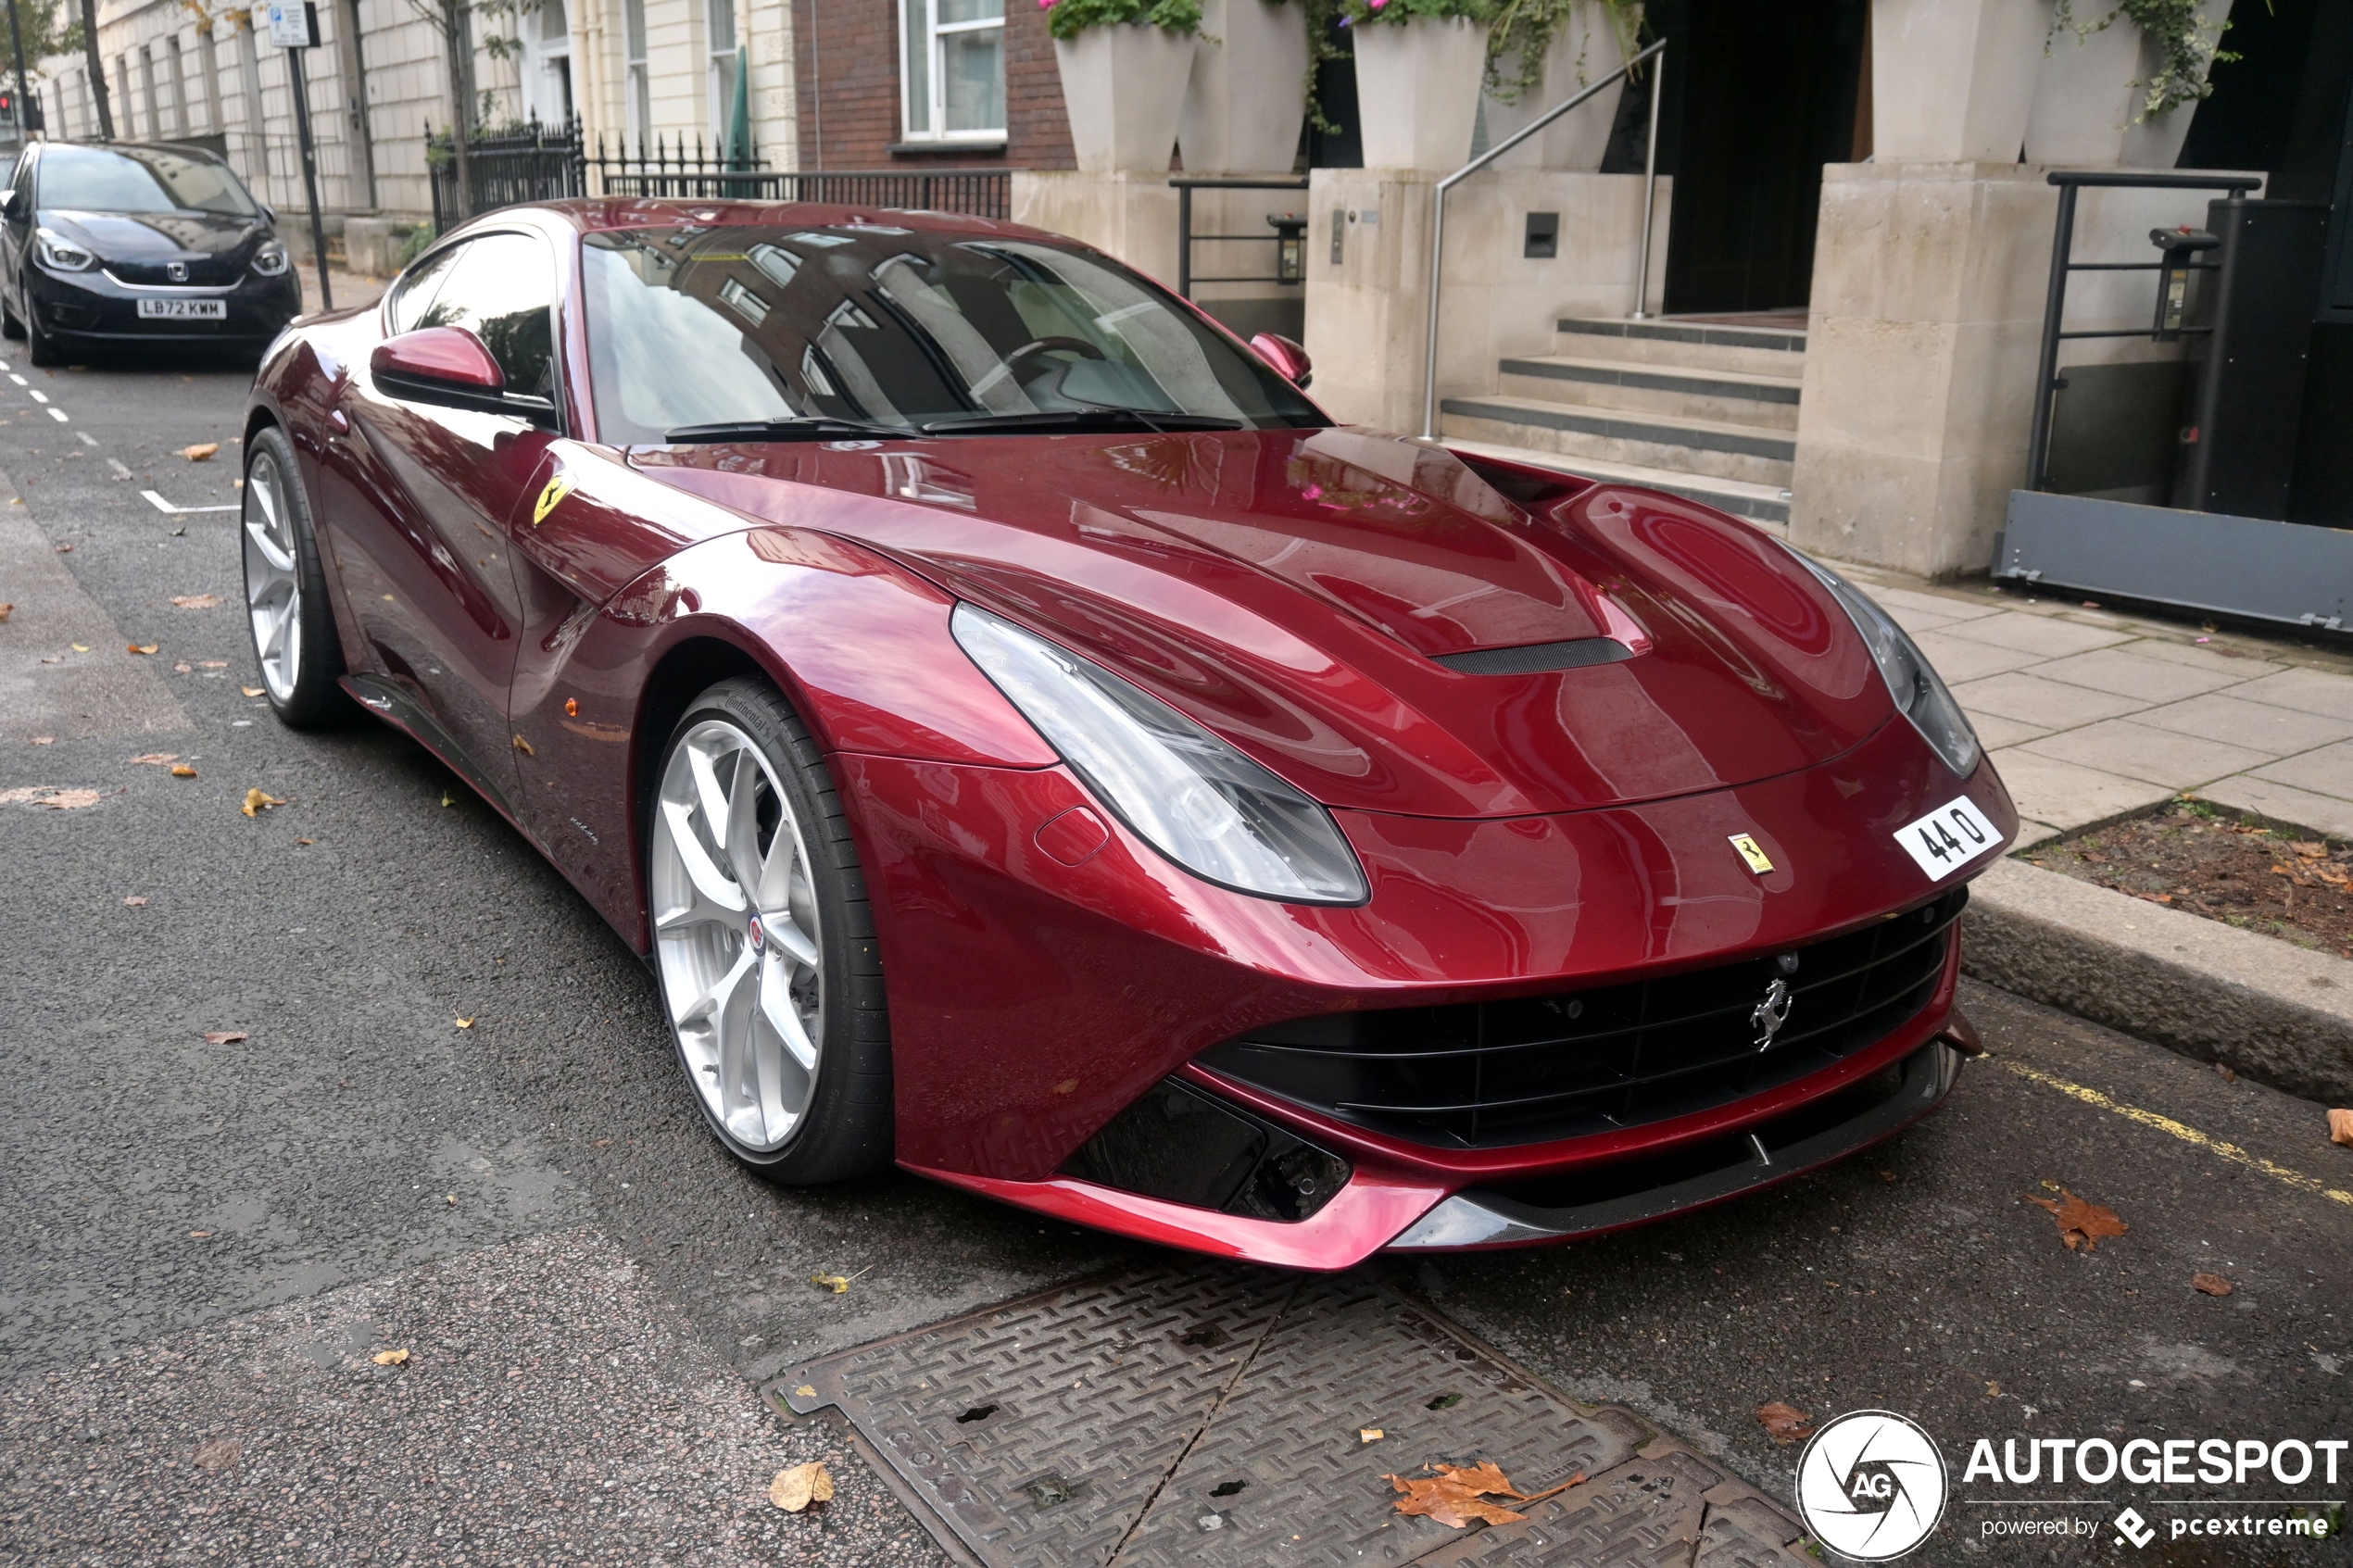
left=1420, top=36, right=1667, bottom=441
left=1170, top=174, right=1310, bottom=298
left=2025, top=169, right=2262, bottom=493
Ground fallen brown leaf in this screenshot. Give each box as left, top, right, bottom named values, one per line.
left=170, top=764, right=197, bottom=778
left=2028, top=1187, right=2129, bottom=1251
left=0, top=602, right=10, bottom=622
left=1755, top=1401, right=1815, bottom=1445
left=812, top=1273, right=851, bottom=1294
left=371, top=1348, right=409, bottom=1366
left=29, top=736, right=52, bottom=745
left=793, top=1384, right=817, bottom=1398
left=454, top=1016, right=474, bottom=1029
left=192, top=1438, right=241, bottom=1471
left=182, top=443, right=220, bottom=462
left=1358, top=1427, right=1384, bottom=1444
left=123, top=896, right=147, bottom=907
left=128, top=643, right=158, bottom=656
left=241, top=686, right=264, bottom=697
left=1984, top=1381, right=2002, bottom=1398
left=2192, top=1273, right=2234, bottom=1297
left=170, top=594, right=222, bottom=608
left=770, top=1460, right=834, bottom=1512
left=129, top=753, right=180, bottom=765
left=202, top=1031, right=246, bottom=1045
left=188, top=1231, right=211, bottom=1238
left=0, top=786, right=105, bottom=809
left=195, top=659, right=227, bottom=670
left=56, top=543, right=70, bottom=552
left=2330, top=1109, right=2353, bottom=1148
left=241, top=787, right=286, bottom=817
left=1383, top=1461, right=1583, bottom=1530
left=172, top=661, right=193, bottom=673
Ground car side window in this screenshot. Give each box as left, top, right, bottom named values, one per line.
left=413, top=232, right=559, bottom=402
left=387, top=244, right=463, bottom=335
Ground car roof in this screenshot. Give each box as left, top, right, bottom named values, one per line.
left=498, top=196, right=1063, bottom=246
left=36, top=139, right=234, bottom=166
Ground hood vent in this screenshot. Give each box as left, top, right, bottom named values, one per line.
left=1428, top=637, right=1634, bottom=676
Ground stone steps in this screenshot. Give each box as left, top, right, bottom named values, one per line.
left=1555, top=316, right=1809, bottom=377
left=1439, top=394, right=1797, bottom=487
left=1496, top=355, right=1804, bottom=432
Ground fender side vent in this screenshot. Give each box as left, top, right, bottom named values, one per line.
left=1430, top=638, right=1633, bottom=676
left=1060, top=1077, right=1350, bottom=1223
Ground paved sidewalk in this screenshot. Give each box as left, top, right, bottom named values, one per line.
left=1839, top=567, right=2353, bottom=847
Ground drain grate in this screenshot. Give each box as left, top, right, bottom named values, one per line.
left=775, top=1264, right=1809, bottom=1568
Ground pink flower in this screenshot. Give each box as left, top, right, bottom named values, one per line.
left=1302, top=483, right=1324, bottom=501
left=1369, top=0, right=1386, bottom=8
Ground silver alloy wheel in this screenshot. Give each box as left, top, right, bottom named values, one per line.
left=241, top=449, right=302, bottom=702
left=651, top=718, right=825, bottom=1153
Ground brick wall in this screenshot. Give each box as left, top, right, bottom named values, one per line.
left=792, top=0, right=1071, bottom=171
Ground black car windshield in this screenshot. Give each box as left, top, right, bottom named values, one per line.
left=35, top=144, right=258, bottom=217
left=580, top=222, right=1324, bottom=443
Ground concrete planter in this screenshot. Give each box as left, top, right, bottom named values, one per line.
left=2024, top=0, right=2233, bottom=168
left=1055, top=23, right=1198, bottom=174
left=1178, top=0, right=1311, bottom=173
left=1870, top=0, right=2051, bottom=162
left=1481, top=2, right=1628, bottom=171
left=1352, top=14, right=1491, bottom=173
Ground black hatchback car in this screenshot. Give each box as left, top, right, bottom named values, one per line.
left=0, top=141, right=302, bottom=365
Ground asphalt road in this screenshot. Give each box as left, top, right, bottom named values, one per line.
left=1, top=345, right=2347, bottom=1566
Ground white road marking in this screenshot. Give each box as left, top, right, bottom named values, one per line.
left=46, top=408, right=66, bottom=422
left=106, top=458, right=132, bottom=479
left=7, top=374, right=25, bottom=386
left=75, top=431, right=96, bottom=447
left=28, top=390, right=47, bottom=403
left=140, top=489, right=237, bottom=515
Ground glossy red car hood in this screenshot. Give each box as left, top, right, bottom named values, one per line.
left=635, top=427, right=1895, bottom=819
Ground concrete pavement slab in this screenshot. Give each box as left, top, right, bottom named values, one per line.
left=1951, top=670, right=2152, bottom=729
left=2133, top=691, right=2353, bottom=755
left=2250, top=738, right=2353, bottom=803
left=2197, top=775, right=2353, bottom=840
left=1937, top=611, right=2136, bottom=659
left=1903, top=630, right=2045, bottom=684
left=2233, top=664, right=2353, bottom=722
left=2020, top=718, right=2275, bottom=790
left=1982, top=748, right=2172, bottom=831
left=2123, top=638, right=2286, bottom=678
left=2024, top=646, right=2254, bottom=703
left=1964, top=711, right=2051, bottom=750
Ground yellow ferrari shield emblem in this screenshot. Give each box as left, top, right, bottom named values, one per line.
left=1729, top=834, right=1775, bottom=875
left=532, top=472, right=575, bottom=526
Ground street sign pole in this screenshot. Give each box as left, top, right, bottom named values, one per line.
left=5, top=0, right=31, bottom=145
left=270, top=1, right=333, bottom=312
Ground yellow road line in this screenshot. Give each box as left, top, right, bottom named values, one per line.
left=1998, top=1060, right=2353, bottom=1209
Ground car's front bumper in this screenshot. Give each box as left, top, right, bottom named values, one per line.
left=26, top=261, right=300, bottom=346
left=837, top=704, right=2014, bottom=1270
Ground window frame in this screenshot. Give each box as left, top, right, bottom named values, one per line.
left=381, top=227, right=569, bottom=433
left=622, top=0, right=648, bottom=144
left=898, top=0, right=1006, bottom=146
left=705, top=0, right=736, bottom=140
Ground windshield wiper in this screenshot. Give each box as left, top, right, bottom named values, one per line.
left=919, top=408, right=1247, bottom=435
left=661, top=417, right=917, bottom=444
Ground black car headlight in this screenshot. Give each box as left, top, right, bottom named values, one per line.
left=35, top=229, right=94, bottom=272
left=1787, top=548, right=1982, bottom=779
left=952, top=603, right=1369, bottom=905
left=252, top=242, right=290, bottom=278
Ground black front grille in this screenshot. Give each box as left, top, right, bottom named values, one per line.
left=1198, top=886, right=1967, bottom=1149
left=107, top=257, right=245, bottom=286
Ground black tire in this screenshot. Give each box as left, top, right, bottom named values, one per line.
left=240, top=424, right=352, bottom=728
left=650, top=676, right=893, bottom=1184
left=24, top=301, right=60, bottom=366
left=2, top=294, right=22, bottom=341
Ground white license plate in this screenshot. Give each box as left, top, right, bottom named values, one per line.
left=1894, top=796, right=2000, bottom=880
left=136, top=298, right=227, bottom=320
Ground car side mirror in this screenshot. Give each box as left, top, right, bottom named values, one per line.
left=1251, top=332, right=1312, bottom=390
left=371, top=326, right=509, bottom=412
left=260, top=204, right=277, bottom=223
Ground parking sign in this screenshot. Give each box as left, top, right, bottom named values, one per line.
left=265, top=1, right=316, bottom=48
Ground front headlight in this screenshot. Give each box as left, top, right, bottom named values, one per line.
left=252, top=242, right=290, bottom=277
left=1787, top=549, right=1982, bottom=778
left=951, top=603, right=1370, bottom=905
left=35, top=230, right=94, bottom=272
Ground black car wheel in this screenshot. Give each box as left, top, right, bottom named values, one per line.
left=1, top=292, right=21, bottom=342
left=24, top=297, right=61, bottom=367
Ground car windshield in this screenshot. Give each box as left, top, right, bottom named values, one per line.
left=35, top=144, right=258, bottom=217
left=580, top=222, right=1323, bottom=443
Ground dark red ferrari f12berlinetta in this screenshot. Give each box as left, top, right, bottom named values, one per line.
left=243, top=199, right=2014, bottom=1270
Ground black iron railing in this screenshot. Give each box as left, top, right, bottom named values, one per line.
left=428, top=120, right=1014, bottom=228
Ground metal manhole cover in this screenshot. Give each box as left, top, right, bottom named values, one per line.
left=775, top=1263, right=1808, bottom=1568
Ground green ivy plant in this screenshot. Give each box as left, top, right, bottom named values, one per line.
left=1334, top=0, right=1493, bottom=25
left=2050, top=0, right=2235, bottom=119
left=1039, top=0, right=1206, bottom=39
left=1484, top=0, right=1643, bottom=106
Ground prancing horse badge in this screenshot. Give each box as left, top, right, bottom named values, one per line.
left=532, top=471, right=576, bottom=526
left=1728, top=834, right=1775, bottom=875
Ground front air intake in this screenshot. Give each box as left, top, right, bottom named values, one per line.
left=1060, top=1077, right=1351, bottom=1223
